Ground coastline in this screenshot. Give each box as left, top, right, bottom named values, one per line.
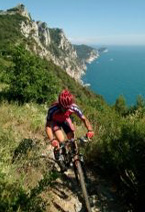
left=80, top=47, right=108, bottom=87
left=80, top=53, right=99, bottom=86
left=86, top=54, right=99, bottom=64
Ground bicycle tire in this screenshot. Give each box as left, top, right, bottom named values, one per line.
left=75, top=160, right=92, bottom=212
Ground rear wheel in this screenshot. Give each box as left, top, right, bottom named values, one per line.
left=75, top=160, right=92, bottom=212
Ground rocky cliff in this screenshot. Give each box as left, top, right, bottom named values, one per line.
left=0, top=4, right=98, bottom=81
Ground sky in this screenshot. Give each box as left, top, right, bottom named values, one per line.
left=1, top=0, right=145, bottom=46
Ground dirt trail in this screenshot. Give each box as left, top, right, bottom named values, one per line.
left=44, top=145, right=124, bottom=212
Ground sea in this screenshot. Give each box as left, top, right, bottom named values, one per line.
left=82, top=45, right=145, bottom=106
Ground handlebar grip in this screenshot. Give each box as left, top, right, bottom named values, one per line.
left=79, top=136, right=89, bottom=144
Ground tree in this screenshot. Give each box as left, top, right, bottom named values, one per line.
left=8, top=45, right=60, bottom=103
left=114, top=95, right=128, bottom=115
left=136, top=95, right=145, bottom=109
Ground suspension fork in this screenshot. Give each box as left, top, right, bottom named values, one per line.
left=74, top=156, right=88, bottom=183
left=81, top=160, right=88, bottom=183
left=75, top=140, right=88, bottom=183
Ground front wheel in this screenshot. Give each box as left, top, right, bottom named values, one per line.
left=75, top=160, right=92, bottom=212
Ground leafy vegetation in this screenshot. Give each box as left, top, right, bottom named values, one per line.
left=6, top=46, right=60, bottom=103
left=0, top=14, right=25, bottom=48
left=0, top=102, right=59, bottom=211
left=114, top=95, right=128, bottom=115
left=85, top=99, right=145, bottom=211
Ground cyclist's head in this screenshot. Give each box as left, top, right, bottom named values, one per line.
left=58, top=89, right=74, bottom=109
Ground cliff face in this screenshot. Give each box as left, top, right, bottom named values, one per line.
left=0, top=4, right=98, bottom=81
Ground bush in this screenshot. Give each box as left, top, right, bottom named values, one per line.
left=114, top=95, right=128, bottom=116
left=0, top=172, right=52, bottom=212
left=7, top=46, right=60, bottom=103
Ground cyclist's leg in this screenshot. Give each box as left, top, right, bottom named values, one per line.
left=62, top=118, right=75, bottom=139
left=53, top=129, right=63, bottom=158
left=54, top=128, right=65, bottom=143
left=51, top=122, right=65, bottom=146
left=53, top=127, right=67, bottom=172
left=62, top=118, right=75, bottom=158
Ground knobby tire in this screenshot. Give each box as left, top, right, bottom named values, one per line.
left=75, top=160, right=92, bottom=212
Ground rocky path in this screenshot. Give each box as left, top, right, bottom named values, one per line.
left=44, top=145, right=124, bottom=212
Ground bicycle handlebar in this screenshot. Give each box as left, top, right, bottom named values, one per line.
left=60, top=136, right=90, bottom=148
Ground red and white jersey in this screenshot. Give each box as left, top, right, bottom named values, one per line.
left=46, top=102, right=83, bottom=123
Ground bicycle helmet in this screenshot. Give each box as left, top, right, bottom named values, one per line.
left=58, top=89, right=74, bottom=108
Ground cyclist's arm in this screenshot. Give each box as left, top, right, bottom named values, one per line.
left=45, top=105, right=56, bottom=141
left=72, top=104, right=93, bottom=132
left=45, top=121, right=54, bottom=141
left=80, top=115, right=93, bottom=131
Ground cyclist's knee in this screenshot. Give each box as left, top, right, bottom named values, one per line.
left=54, top=129, right=65, bottom=143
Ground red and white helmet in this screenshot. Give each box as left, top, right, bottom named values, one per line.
left=58, top=89, right=74, bottom=108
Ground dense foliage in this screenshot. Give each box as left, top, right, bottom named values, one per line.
left=0, top=14, right=25, bottom=48
left=85, top=102, right=145, bottom=211
left=6, top=46, right=60, bottom=103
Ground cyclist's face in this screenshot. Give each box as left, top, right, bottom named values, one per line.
left=61, top=106, right=67, bottom=112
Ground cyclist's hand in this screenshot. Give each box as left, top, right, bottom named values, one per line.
left=51, top=139, right=59, bottom=148
left=86, top=131, right=94, bottom=139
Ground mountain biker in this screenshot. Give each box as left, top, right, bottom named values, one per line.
left=45, top=89, right=94, bottom=164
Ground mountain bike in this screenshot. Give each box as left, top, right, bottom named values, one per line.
left=54, top=137, right=92, bottom=212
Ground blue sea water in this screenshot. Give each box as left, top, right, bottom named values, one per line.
left=82, top=46, right=145, bottom=105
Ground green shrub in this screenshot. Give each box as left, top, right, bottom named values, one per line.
left=0, top=14, right=25, bottom=48
left=114, top=95, right=128, bottom=116
left=0, top=171, right=53, bottom=212
left=90, top=109, right=145, bottom=210
left=7, top=46, right=60, bottom=103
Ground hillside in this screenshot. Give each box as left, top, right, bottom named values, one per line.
left=0, top=100, right=126, bottom=212
left=0, top=4, right=98, bottom=81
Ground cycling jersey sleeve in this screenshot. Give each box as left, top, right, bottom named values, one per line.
left=71, top=104, right=83, bottom=119
left=46, top=105, right=59, bottom=122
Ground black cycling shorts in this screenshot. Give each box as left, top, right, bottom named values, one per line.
left=51, top=118, right=75, bottom=134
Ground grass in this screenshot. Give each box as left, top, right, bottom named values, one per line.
left=0, top=99, right=89, bottom=211
left=0, top=101, right=55, bottom=211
